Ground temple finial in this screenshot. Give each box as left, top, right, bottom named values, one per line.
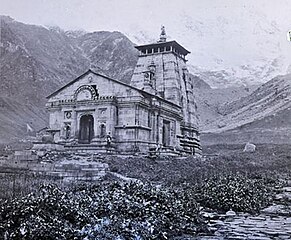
left=158, top=25, right=167, bottom=42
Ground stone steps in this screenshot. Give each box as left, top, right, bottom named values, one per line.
left=64, top=144, right=117, bottom=154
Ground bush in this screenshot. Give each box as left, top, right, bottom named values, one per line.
left=0, top=182, right=209, bottom=239
left=193, top=174, right=274, bottom=213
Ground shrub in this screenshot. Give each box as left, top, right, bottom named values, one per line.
left=0, top=182, right=209, bottom=239
left=193, top=174, right=274, bottom=213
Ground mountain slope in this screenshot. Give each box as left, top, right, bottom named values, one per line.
left=194, top=85, right=258, bottom=128
left=204, top=74, right=291, bottom=132
left=0, top=16, right=138, bottom=143
left=200, top=74, right=291, bottom=144
left=75, top=31, right=138, bottom=83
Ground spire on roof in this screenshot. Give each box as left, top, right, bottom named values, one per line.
left=158, top=25, right=167, bottom=42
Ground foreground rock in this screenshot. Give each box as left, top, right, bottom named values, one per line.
left=243, top=142, right=256, bottom=152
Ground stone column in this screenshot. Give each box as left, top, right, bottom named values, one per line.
left=91, top=110, right=99, bottom=144
left=71, top=110, right=78, bottom=141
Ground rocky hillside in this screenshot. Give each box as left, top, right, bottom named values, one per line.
left=74, top=31, right=137, bottom=83
left=0, top=16, right=138, bottom=143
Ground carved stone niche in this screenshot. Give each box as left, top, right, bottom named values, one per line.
left=144, top=72, right=150, bottom=84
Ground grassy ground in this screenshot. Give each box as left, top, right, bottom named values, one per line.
left=0, top=143, right=290, bottom=199
left=101, top=144, right=291, bottom=186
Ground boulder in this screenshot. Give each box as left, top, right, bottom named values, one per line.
left=226, top=209, right=236, bottom=217
left=243, top=142, right=256, bottom=152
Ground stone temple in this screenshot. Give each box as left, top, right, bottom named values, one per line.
left=46, top=27, right=201, bottom=155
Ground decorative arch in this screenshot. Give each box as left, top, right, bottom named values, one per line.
left=74, top=85, right=98, bottom=101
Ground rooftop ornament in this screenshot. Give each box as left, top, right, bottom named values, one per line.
left=158, top=25, right=167, bottom=43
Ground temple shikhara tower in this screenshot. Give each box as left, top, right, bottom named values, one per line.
left=46, top=27, right=201, bottom=155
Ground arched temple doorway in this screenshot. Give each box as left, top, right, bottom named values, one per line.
left=79, top=115, right=94, bottom=143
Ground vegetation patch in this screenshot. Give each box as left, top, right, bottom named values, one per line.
left=193, top=174, right=274, bottom=213
left=0, top=182, right=209, bottom=239
left=0, top=144, right=290, bottom=238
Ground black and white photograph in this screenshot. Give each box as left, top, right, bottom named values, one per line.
left=0, top=0, right=290, bottom=239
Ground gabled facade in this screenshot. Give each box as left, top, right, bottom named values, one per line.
left=46, top=28, right=201, bottom=155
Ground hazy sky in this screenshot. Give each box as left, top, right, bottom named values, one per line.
left=1, top=0, right=291, bottom=85
left=1, top=0, right=291, bottom=38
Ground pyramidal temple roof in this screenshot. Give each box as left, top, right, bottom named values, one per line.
left=135, top=26, right=190, bottom=56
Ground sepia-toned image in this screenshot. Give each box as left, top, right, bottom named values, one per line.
left=0, top=0, right=290, bottom=239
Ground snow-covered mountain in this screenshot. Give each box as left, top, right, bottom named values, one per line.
left=124, top=6, right=291, bottom=88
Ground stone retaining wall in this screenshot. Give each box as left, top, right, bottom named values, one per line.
left=1, top=151, right=109, bottom=182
